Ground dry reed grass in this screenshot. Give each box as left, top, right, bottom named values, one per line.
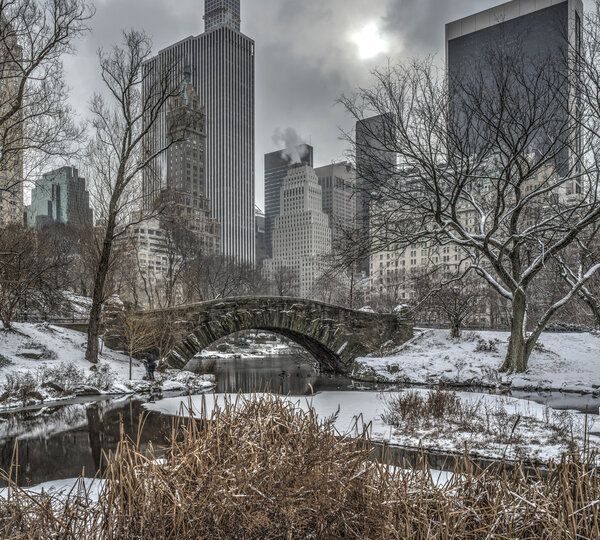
left=0, top=393, right=599, bottom=539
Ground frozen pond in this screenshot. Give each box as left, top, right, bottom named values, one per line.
left=0, top=353, right=597, bottom=487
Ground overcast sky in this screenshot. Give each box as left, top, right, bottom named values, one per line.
left=61, top=0, right=591, bottom=210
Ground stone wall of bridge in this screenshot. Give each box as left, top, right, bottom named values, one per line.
left=107, top=297, right=413, bottom=375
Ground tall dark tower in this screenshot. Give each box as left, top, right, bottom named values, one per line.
left=164, top=63, right=221, bottom=254
left=143, top=0, right=255, bottom=262
left=356, top=114, right=396, bottom=276
left=446, top=0, right=583, bottom=185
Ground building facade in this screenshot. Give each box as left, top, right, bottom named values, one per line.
left=264, top=144, right=313, bottom=257
left=142, top=0, right=254, bottom=262
left=0, top=24, right=23, bottom=226
left=314, top=161, right=357, bottom=249
left=355, top=114, right=396, bottom=275
left=123, top=213, right=170, bottom=309
left=162, top=66, right=220, bottom=254
left=264, top=164, right=332, bottom=298
left=255, top=206, right=267, bottom=267
left=446, top=0, right=583, bottom=183
left=26, top=166, right=93, bottom=228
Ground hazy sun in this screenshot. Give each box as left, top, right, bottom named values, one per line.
left=351, top=23, right=388, bottom=60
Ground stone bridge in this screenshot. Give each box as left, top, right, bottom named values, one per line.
left=118, top=297, right=413, bottom=375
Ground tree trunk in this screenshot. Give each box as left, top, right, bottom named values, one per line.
left=450, top=320, right=461, bottom=339
left=0, top=315, right=11, bottom=331
left=85, top=225, right=115, bottom=364
left=588, top=301, right=600, bottom=330
left=499, top=291, right=531, bottom=373
left=129, top=350, right=132, bottom=380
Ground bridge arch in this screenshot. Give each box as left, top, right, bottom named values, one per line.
left=130, top=297, right=413, bottom=375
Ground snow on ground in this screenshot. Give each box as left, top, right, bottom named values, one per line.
left=144, top=391, right=600, bottom=463
left=197, top=341, right=291, bottom=360
left=353, top=329, right=600, bottom=394
left=0, top=477, right=104, bottom=502
left=0, top=323, right=214, bottom=409
left=0, top=322, right=143, bottom=383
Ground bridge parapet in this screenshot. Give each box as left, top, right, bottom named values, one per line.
left=115, top=297, right=413, bottom=375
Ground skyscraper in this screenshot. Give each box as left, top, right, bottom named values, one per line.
left=446, top=0, right=583, bottom=180
left=355, top=114, right=396, bottom=276
left=163, top=66, right=220, bottom=254
left=26, top=166, right=93, bottom=228
left=314, top=162, right=357, bottom=248
left=143, top=0, right=254, bottom=262
left=204, top=0, right=241, bottom=31
left=264, top=164, right=332, bottom=298
left=264, top=144, right=313, bottom=257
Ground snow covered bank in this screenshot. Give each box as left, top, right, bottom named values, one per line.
left=144, top=391, right=600, bottom=463
left=352, top=329, right=600, bottom=394
left=0, top=323, right=214, bottom=410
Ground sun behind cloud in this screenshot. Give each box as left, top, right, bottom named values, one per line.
left=351, top=22, right=389, bottom=60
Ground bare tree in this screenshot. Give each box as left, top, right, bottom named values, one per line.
left=116, top=307, right=157, bottom=379
left=0, top=0, right=92, bottom=192
left=183, top=254, right=265, bottom=302
left=85, top=31, right=179, bottom=363
left=0, top=225, right=70, bottom=329
left=323, top=225, right=366, bottom=308
left=369, top=268, right=412, bottom=313
left=340, top=28, right=600, bottom=372
left=413, top=270, right=486, bottom=338
left=268, top=265, right=299, bottom=297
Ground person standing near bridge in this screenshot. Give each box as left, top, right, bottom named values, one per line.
left=143, top=357, right=157, bottom=381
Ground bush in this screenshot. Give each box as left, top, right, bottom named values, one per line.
left=381, top=386, right=470, bottom=432
left=86, top=363, right=114, bottom=391
left=2, top=372, right=40, bottom=402
left=475, top=338, right=499, bottom=353
left=1, top=395, right=599, bottom=538
left=100, top=394, right=398, bottom=538
left=37, top=362, right=85, bottom=393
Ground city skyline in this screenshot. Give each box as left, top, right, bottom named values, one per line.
left=60, top=0, right=594, bottom=211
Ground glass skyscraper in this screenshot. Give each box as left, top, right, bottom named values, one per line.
left=446, top=0, right=583, bottom=180
left=143, top=0, right=255, bottom=262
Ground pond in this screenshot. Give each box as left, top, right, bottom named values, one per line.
left=0, top=352, right=598, bottom=487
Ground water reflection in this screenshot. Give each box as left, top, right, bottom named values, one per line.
left=189, top=354, right=382, bottom=394
left=0, top=397, right=172, bottom=487
left=0, top=352, right=598, bottom=487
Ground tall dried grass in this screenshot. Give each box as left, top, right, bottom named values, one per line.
left=0, top=393, right=599, bottom=539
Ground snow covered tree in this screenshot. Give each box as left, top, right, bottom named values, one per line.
left=340, top=15, right=600, bottom=373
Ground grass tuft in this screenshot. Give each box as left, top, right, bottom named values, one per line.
left=0, top=393, right=599, bottom=538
